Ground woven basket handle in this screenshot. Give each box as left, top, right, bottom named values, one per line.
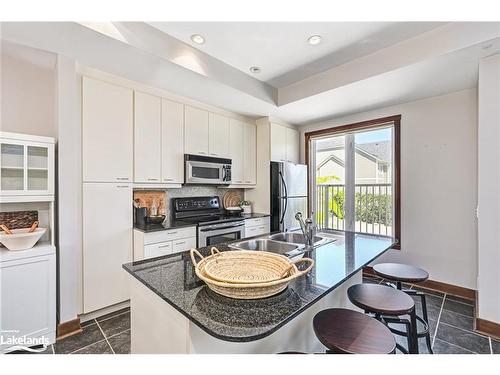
left=290, top=257, right=315, bottom=276
left=190, top=248, right=204, bottom=267
left=210, top=247, right=223, bottom=257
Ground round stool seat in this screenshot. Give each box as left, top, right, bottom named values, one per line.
left=348, top=284, right=414, bottom=315
left=313, top=308, right=396, bottom=354
left=373, top=263, right=429, bottom=283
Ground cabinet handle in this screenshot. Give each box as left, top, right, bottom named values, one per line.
left=258, top=226, right=266, bottom=230
left=117, top=177, right=129, bottom=181
left=210, top=153, right=218, bottom=156
left=245, top=181, right=251, bottom=183
left=168, top=231, right=177, bottom=235
left=158, top=244, right=171, bottom=248
left=198, top=152, right=207, bottom=155
left=163, top=178, right=174, bottom=181
left=116, top=185, right=129, bottom=188
left=147, top=178, right=159, bottom=181
left=175, top=241, right=186, bottom=246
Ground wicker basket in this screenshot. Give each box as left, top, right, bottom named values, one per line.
left=190, top=247, right=314, bottom=299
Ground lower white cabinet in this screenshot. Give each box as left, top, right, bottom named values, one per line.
left=0, top=244, right=56, bottom=353
left=244, top=217, right=270, bottom=238
left=134, top=226, right=197, bottom=261
left=83, top=183, right=132, bottom=314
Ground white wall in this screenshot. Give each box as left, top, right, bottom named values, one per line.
left=477, top=53, right=500, bottom=324
left=1, top=41, right=57, bottom=136
left=300, top=89, right=478, bottom=289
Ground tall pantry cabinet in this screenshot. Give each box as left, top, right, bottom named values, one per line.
left=82, top=77, right=133, bottom=313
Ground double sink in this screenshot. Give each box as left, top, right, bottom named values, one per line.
left=229, top=232, right=333, bottom=258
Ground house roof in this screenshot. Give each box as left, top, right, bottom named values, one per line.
left=316, top=138, right=391, bottom=163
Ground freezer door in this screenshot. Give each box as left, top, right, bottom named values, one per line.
left=282, top=197, right=308, bottom=232
left=282, top=162, right=307, bottom=197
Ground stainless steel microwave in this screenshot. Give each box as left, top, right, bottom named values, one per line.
left=184, top=154, right=232, bottom=185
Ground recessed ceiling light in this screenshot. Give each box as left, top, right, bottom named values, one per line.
left=249, top=66, right=261, bottom=74
left=190, top=34, right=205, bottom=44
left=307, top=35, right=322, bottom=45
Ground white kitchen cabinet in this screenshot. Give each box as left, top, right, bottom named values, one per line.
left=244, top=122, right=257, bottom=184
left=162, top=99, right=184, bottom=184
left=0, top=244, right=56, bottom=353
left=134, top=91, right=162, bottom=183
left=133, top=226, right=197, bottom=261
left=184, top=106, right=209, bottom=156
left=83, top=183, right=132, bottom=313
left=208, top=113, right=230, bottom=158
left=0, top=132, right=55, bottom=196
left=286, top=127, right=300, bottom=163
left=270, top=123, right=287, bottom=162
left=82, top=77, right=133, bottom=183
left=244, top=216, right=270, bottom=238
left=229, top=119, right=244, bottom=184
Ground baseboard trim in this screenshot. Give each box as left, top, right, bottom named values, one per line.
left=363, top=266, right=476, bottom=301
left=475, top=318, right=500, bottom=340
left=56, top=318, right=82, bottom=340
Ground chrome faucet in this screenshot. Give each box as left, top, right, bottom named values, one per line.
left=295, top=212, right=316, bottom=247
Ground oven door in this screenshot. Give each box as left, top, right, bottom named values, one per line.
left=198, top=221, right=245, bottom=247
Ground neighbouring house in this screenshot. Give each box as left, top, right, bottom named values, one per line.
left=315, top=137, right=392, bottom=184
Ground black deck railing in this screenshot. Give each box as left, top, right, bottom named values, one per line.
left=316, top=183, right=392, bottom=236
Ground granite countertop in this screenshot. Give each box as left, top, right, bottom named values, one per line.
left=123, top=230, right=395, bottom=342
left=240, top=212, right=270, bottom=219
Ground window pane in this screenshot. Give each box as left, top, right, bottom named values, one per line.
left=354, top=128, right=393, bottom=236
left=314, top=135, right=346, bottom=230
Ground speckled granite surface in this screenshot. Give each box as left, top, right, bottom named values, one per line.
left=123, top=230, right=395, bottom=342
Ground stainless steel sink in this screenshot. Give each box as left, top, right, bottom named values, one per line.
left=268, top=232, right=325, bottom=246
left=228, top=239, right=300, bottom=256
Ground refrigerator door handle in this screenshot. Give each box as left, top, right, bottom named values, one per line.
left=279, top=171, right=288, bottom=199
left=280, top=197, right=288, bottom=225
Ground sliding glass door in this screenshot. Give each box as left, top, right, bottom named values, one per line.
left=307, top=117, right=399, bottom=240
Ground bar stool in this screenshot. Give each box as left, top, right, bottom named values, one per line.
left=373, top=263, right=433, bottom=354
left=313, top=308, right=396, bottom=354
left=347, top=283, right=419, bottom=354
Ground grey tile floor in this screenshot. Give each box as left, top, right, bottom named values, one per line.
left=363, top=275, right=498, bottom=354
left=11, top=277, right=499, bottom=354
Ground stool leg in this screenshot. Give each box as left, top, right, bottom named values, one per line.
left=419, top=293, right=434, bottom=354
left=409, top=309, right=419, bottom=354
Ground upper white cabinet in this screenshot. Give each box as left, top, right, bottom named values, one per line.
left=184, top=106, right=209, bottom=156
left=244, top=122, right=257, bottom=184
left=229, top=120, right=256, bottom=185
left=286, top=127, right=300, bottom=164
left=270, top=123, right=287, bottom=162
left=162, top=99, right=184, bottom=184
left=134, top=92, right=162, bottom=183
left=0, top=132, right=55, bottom=196
left=83, top=183, right=132, bottom=313
left=270, top=123, right=299, bottom=164
left=82, top=77, right=133, bottom=182
left=229, top=119, right=244, bottom=184
left=208, top=113, right=230, bottom=158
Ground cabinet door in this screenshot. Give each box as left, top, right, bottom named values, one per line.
left=244, top=122, right=257, bottom=184
left=82, top=77, right=133, bottom=182
left=286, top=127, right=300, bottom=163
left=134, top=91, right=161, bottom=183
left=0, top=142, right=25, bottom=193
left=172, top=237, right=197, bottom=254
left=184, top=106, right=209, bottom=156
left=161, top=99, right=184, bottom=184
left=144, top=241, right=172, bottom=259
left=229, top=119, right=244, bottom=184
left=270, top=123, right=287, bottom=162
left=83, top=183, right=132, bottom=313
left=208, top=113, right=230, bottom=157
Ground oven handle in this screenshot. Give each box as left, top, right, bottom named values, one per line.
left=199, top=223, right=245, bottom=232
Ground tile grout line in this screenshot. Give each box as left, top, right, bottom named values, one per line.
left=105, top=328, right=131, bottom=341
left=95, top=319, right=115, bottom=354
left=51, top=345, right=55, bottom=354
left=432, top=292, right=446, bottom=349
left=70, top=338, right=108, bottom=354
left=489, top=337, right=493, bottom=354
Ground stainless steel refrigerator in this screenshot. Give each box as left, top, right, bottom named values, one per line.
left=270, top=161, right=308, bottom=232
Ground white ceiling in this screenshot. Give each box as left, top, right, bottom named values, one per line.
left=148, top=22, right=445, bottom=87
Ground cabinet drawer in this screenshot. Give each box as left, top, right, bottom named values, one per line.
left=144, top=226, right=196, bottom=245
left=172, top=237, right=197, bottom=254
left=144, top=242, right=172, bottom=259
left=245, top=217, right=269, bottom=228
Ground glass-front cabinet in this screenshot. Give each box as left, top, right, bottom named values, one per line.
left=0, top=133, right=54, bottom=196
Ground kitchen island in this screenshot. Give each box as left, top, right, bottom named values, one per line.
left=123, top=230, right=395, bottom=353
